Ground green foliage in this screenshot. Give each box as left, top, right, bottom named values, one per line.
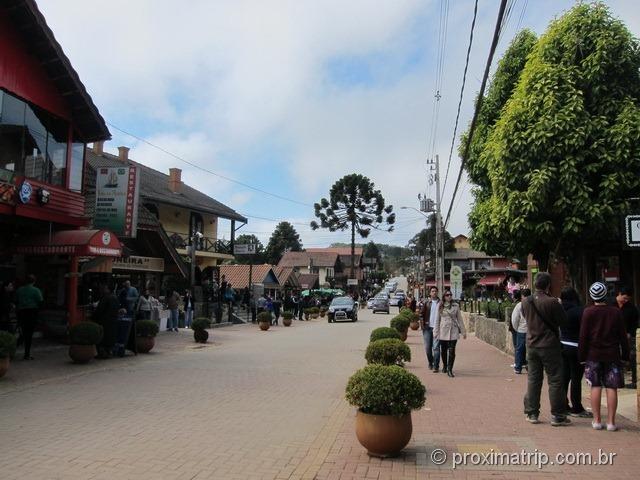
left=192, top=317, right=211, bottom=330
left=390, top=315, right=411, bottom=333
left=406, top=217, right=456, bottom=269
left=136, top=319, right=159, bottom=337
left=399, top=308, right=419, bottom=322
left=310, top=307, right=320, bottom=315
left=363, top=241, right=381, bottom=262
left=257, top=312, right=272, bottom=323
left=370, top=327, right=401, bottom=342
left=0, top=331, right=17, bottom=358
left=233, top=234, right=266, bottom=264
left=365, top=338, right=411, bottom=365
left=345, top=364, right=426, bottom=416
left=282, top=311, right=294, bottom=320
left=69, top=322, right=103, bottom=345
left=264, top=222, right=302, bottom=265
left=465, top=5, right=640, bottom=267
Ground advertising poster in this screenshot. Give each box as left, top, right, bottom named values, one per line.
left=95, top=167, right=140, bottom=237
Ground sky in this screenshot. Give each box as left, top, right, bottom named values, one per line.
left=38, top=0, right=640, bottom=250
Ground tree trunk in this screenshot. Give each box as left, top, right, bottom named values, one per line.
left=350, top=221, right=355, bottom=282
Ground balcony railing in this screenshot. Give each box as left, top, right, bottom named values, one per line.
left=166, top=231, right=232, bottom=255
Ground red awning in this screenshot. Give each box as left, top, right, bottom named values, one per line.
left=477, top=273, right=507, bottom=286
left=17, top=229, right=122, bottom=257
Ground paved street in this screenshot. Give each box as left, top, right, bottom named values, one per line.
left=1, top=308, right=639, bottom=479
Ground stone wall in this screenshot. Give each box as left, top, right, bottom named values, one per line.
left=461, top=311, right=513, bottom=356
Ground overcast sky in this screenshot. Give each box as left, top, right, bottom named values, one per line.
left=39, top=0, right=640, bottom=249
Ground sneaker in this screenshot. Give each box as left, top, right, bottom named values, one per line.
left=526, top=414, right=540, bottom=424
left=550, top=416, right=571, bottom=427
left=514, top=369, right=522, bottom=374
left=510, top=363, right=516, bottom=368
left=569, top=410, right=593, bottom=418
left=606, top=424, right=618, bottom=431
left=428, top=363, right=433, bottom=370
left=174, top=328, right=179, bottom=332
left=592, top=421, right=604, bottom=430
left=433, top=368, right=439, bottom=373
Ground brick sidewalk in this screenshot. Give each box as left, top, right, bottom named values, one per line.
left=313, top=329, right=640, bottom=480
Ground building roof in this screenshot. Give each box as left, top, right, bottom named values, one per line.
left=298, top=273, right=319, bottom=289
left=445, top=248, right=503, bottom=260
left=307, top=247, right=363, bottom=256
left=2, top=1, right=110, bottom=142
left=219, top=264, right=280, bottom=289
left=278, top=251, right=339, bottom=268
left=274, top=266, right=301, bottom=288
left=85, top=149, right=247, bottom=223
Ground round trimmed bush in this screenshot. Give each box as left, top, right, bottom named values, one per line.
left=69, top=322, right=103, bottom=345
left=0, top=331, right=17, bottom=358
left=369, top=327, right=401, bottom=342
left=390, top=315, right=410, bottom=333
left=191, top=317, right=211, bottom=331
left=365, top=338, right=411, bottom=365
left=136, top=319, right=159, bottom=337
left=345, top=364, right=426, bottom=416
left=399, top=308, right=419, bottom=322
left=257, top=311, right=272, bottom=323
left=282, top=311, right=294, bottom=320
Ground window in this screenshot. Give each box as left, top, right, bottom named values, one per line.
left=326, top=267, right=334, bottom=278
left=0, top=90, right=69, bottom=187
left=68, top=143, right=85, bottom=192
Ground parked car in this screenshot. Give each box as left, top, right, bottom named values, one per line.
left=328, top=296, right=358, bottom=323
left=391, top=293, right=405, bottom=307
left=372, top=298, right=390, bottom=314
left=367, top=297, right=376, bottom=309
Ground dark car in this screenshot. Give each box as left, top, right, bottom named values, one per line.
left=327, top=296, right=358, bottom=323
left=372, top=297, right=389, bottom=314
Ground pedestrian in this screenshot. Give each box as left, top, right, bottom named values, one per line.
left=118, top=280, right=139, bottom=317
left=183, top=289, right=195, bottom=328
left=272, top=297, right=281, bottom=326
left=522, top=272, right=570, bottom=426
left=265, top=295, right=274, bottom=321
left=579, top=282, right=630, bottom=431
left=613, top=286, right=638, bottom=389
left=509, top=290, right=521, bottom=369
left=166, top=290, right=180, bottom=332
left=135, top=289, right=154, bottom=320
left=0, top=281, right=15, bottom=332
left=420, top=286, right=442, bottom=372
left=93, top=284, right=119, bottom=359
left=511, top=289, right=531, bottom=374
left=558, top=287, right=591, bottom=417
left=434, top=290, right=466, bottom=377
left=15, top=274, right=43, bottom=360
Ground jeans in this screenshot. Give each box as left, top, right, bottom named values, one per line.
left=422, top=327, right=441, bottom=368
left=168, top=308, right=179, bottom=330
left=184, top=308, right=193, bottom=327
left=524, top=345, right=567, bottom=417
left=515, top=332, right=527, bottom=371
left=561, top=344, right=585, bottom=412
left=511, top=330, right=517, bottom=363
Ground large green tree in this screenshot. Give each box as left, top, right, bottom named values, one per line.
left=264, top=222, right=302, bottom=265
left=407, top=214, right=456, bottom=270
left=311, top=174, right=395, bottom=279
left=363, top=241, right=381, bottom=262
left=466, top=4, right=640, bottom=272
left=233, top=234, right=265, bottom=264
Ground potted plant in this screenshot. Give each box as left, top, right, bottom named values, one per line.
left=369, top=327, right=401, bottom=342
left=311, top=307, right=320, bottom=319
left=0, top=331, right=17, bottom=378
left=192, top=317, right=211, bottom=343
left=400, top=308, right=420, bottom=331
left=257, top=311, right=272, bottom=331
left=319, top=307, right=327, bottom=318
left=390, top=315, right=411, bottom=341
left=365, top=338, right=411, bottom=366
left=282, top=311, right=294, bottom=327
left=136, top=319, right=159, bottom=353
left=68, top=321, right=103, bottom=364
left=304, top=308, right=311, bottom=321
left=346, top=364, right=425, bottom=457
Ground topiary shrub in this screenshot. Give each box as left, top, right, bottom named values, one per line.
left=345, top=364, right=426, bottom=416
left=136, top=319, right=159, bottom=337
left=257, top=311, right=272, bottom=323
left=69, top=322, right=103, bottom=345
left=0, top=331, right=17, bottom=358
left=365, top=338, right=411, bottom=365
left=399, top=308, right=419, bottom=322
left=191, top=317, right=211, bottom=331
left=282, top=311, right=294, bottom=320
left=370, top=327, right=401, bottom=342
left=390, top=315, right=411, bottom=333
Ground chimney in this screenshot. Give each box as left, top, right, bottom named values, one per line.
left=93, top=141, right=104, bottom=155
left=118, top=146, right=130, bottom=163
left=169, top=168, right=182, bottom=193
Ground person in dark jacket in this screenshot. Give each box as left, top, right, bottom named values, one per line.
left=93, top=284, right=119, bottom=359
left=579, top=282, right=630, bottom=431
left=522, top=272, right=569, bottom=426
left=183, top=290, right=196, bottom=329
left=272, top=298, right=281, bottom=326
left=614, top=286, right=638, bottom=389
left=559, top=287, right=591, bottom=417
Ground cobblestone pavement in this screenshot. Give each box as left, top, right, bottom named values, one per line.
left=1, top=309, right=639, bottom=479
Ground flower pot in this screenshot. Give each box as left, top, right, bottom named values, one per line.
left=283, top=318, right=292, bottom=327
left=399, top=329, right=408, bottom=341
left=355, top=410, right=412, bottom=458
left=136, top=336, right=155, bottom=353
left=194, top=329, right=209, bottom=343
left=68, top=344, right=97, bottom=364
left=410, top=321, right=419, bottom=331
left=304, top=314, right=310, bottom=321
left=259, top=321, right=270, bottom=331
left=0, top=356, right=9, bottom=378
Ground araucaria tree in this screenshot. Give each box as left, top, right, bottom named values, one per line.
left=311, top=174, right=395, bottom=279
left=464, top=4, right=640, bottom=273
left=265, top=222, right=303, bottom=265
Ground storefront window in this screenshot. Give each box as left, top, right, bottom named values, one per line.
left=69, top=142, right=85, bottom=192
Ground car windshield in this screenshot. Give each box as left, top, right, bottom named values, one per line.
left=331, top=297, right=353, bottom=306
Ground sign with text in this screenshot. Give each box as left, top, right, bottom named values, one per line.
left=113, top=256, right=165, bottom=272
left=233, top=243, right=257, bottom=255
left=625, top=215, right=640, bottom=248
left=95, top=167, right=140, bottom=237
left=450, top=265, right=463, bottom=300
left=347, top=279, right=359, bottom=286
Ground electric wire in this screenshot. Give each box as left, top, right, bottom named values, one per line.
left=515, top=0, right=528, bottom=32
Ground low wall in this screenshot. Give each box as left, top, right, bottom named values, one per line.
left=461, top=311, right=513, bottom=356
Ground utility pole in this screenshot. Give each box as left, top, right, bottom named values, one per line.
left=427, top=155, right=444, bottom=295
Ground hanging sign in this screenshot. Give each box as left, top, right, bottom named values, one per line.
left=625, top=215, right=640, bottom=248
left=95, top=167, right=140, bottom=237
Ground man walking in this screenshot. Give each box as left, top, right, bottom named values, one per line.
left=15, top=274, right=43, bottom=360
left=420, top=286, right=441, bottom=372
left=615, top=287, right=638, bottom=389
left=522, top=272, right=569, bottom=426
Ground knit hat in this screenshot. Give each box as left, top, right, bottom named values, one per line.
left=589, top=282, right=607, bottom=301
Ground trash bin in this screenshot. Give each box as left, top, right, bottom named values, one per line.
left=114, top=315, right=136, bottom=357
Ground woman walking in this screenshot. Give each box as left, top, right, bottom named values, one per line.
left=579, top=282, right=629, bottom=431
left=435, top=290, right=466, bottom=377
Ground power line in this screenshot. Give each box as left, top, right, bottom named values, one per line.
left=515, top=0, right=528, bottom=32
left=444, top=0, right=509, bottom=228
left=107, top=122, right=313, bottom=208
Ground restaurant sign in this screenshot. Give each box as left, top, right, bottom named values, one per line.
left=113, top=255, right=165, bottom=272
left=625, top=215, right=640, bottom=248
left=95, top=167, right=140, bottom=237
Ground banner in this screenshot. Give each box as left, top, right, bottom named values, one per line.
left=113, top=256, right=165, bottom=272
left=95, top=167, right=140, bottom=237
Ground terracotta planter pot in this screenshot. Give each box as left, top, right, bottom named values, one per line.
left=410, top=321, right=419, bottom=331
left=355, top=410, right=412, bottom=458
left=259, top=321, right=270, bottom=331
left=69, top=344, right=97, bottom=364
left=194, top=329, right=209, bottom=343
left=283, top=318, right=293, bottom=327
left=0, top=356, right=9, bottom=378
left=136, top=336, right=155, bottom=353
left=304, top=314, right=310, bottom=321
